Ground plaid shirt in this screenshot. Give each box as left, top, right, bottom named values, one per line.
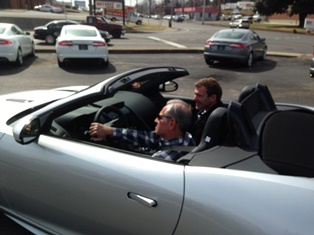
left=113, top=128, right=196, bottom=161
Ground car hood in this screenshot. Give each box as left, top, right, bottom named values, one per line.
left=0, top=86, right=87, bottom=124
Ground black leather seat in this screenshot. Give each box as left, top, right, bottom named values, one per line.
left=259, top=110, right=314, bottom=177
left=191, top=107, right=228, bottom=153
left=227, top=100, right=258, bottom=149
left=238, top=83, right=276, bottom=133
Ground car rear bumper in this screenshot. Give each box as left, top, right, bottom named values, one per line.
left=204, top=52, right=247, bottom=62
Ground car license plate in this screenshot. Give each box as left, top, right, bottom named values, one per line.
left=79, top=45, right=88, bottom=50
left=217, top=45, right=225, bottom=50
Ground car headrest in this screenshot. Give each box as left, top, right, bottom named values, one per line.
left=191, top=107, right=228, bottom=153
left=259, top=110, right=314, bottom=177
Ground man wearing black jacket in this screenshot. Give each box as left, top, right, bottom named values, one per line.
left=189, top=77, right=223, bottom=145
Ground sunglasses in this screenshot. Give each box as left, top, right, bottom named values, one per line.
left=157, top=115, right=173, bottom=120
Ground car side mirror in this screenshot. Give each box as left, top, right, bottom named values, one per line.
left=13, top=117, right=40, bottom=144
left=159, top=81, right=178, bottom=92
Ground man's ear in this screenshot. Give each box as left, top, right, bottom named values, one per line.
left=210, top=94, right=217, bottom=102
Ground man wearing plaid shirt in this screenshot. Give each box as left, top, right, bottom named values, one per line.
left=90, top=100, right=196, bottom=161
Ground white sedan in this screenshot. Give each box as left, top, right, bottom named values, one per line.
left=0, top=23, right=35, bottom=66
left=56, top=24, right=109, bottom=68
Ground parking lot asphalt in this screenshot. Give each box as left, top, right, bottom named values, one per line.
left=35, top=44, right=312, bottom=60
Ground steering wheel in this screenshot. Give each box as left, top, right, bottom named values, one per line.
left=94, top=106, right=129, bottom=128
left=93, top=106, right=129, bottom=147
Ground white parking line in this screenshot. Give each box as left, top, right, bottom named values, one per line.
left=148, top=36, right=187, bottom=48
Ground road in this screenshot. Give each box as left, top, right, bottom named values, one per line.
left=0, top=53, right=312, bottom=106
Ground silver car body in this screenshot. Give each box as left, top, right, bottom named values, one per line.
left=0, top=23, right=35, bottom=64
left=0, top=67, right=314, bottom=234
left=204, top=28, right=267, bottom=67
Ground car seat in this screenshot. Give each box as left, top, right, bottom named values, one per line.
left=191, top=107, right=228, bottom=153
left=259, top=110, right=314, bottom=177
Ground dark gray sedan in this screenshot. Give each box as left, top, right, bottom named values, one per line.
left=204, top=28, right=267, bottom=67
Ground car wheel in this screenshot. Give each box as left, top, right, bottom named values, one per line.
left=103, top=59, right=109, bottom=67
left=15, top=48, right=23, bottom=66
left=136, top=20, right=142, bottom=25
left=30, top=43, right=36, bottom=57
left=205, top=58, right=214, bottom=65
left=310, top=72, right=314, bottom=78
left=112, top=30, right=121, bottom=38
left=57, top=58, right=65, bottom=68
left=45, top=34, right=55, bottom=45
left=261, top=48, right=267, bottom=60
left=245, top=52, right=253, bottom=67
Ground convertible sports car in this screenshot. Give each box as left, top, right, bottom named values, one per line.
left=0, top=67, right=314, bottom=235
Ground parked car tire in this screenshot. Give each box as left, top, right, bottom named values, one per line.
left=103, top=59, right=109, bottom=67
left=135, top=20, right=142, bottom=25
left=58, top=58, right=65, bottom=68
left=245, top=52, right=253, bottom=67
left=261, top=48, right=267, bottom=60
left=112, top=30, right=121, bottom=38
left=45, top=34, right=55, bottom=45
left=205, top=58, right=214, bottom=65
left=31, top=43, right=36, bottom=57
left=15, top=49, right=23, bottom=66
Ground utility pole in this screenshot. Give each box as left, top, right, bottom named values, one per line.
left=89, top=0, right=93, bottom=15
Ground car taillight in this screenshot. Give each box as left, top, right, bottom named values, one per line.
left=0, top=39, right=12, bottom=45
left=229, top=43, right=247, bottom=48
left=205, top=41, right=214, bottom=46
left=92, top=41, right=106, bottom=47
left=58, top=41, right=73, bottom=46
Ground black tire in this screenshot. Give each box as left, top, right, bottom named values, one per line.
left=112, top=30, right=121, bottom=38
left=103, top=59, right=109, bottom=67
left=136, top=20, right=142, bottom=25
left=45, top=34, right=55, bottom=45
left=261, top=48, right=267, bottom=60
left=205, top=57, right=214, bottom=65
left=57, top=58, right=65, bottom=68
left=15, top=48, right=23, bottom=66
left=245, top=52, right=253, bottom=67
left=30, top=43, right=36, bottom=57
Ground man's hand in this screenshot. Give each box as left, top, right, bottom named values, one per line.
left=89, top=122, right=113, bottom=142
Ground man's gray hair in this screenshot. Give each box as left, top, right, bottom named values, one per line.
left=165, top=99, right=192, bottom=132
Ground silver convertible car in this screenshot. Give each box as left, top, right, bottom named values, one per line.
left=0, top=67, right=314, bottom=235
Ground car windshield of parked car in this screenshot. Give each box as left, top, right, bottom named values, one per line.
left=64, top=29, right=97, bottom=37
left=214, top=31, right=245, bottom=40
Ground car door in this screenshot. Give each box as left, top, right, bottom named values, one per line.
left=0, top=133, right=184, bottom=235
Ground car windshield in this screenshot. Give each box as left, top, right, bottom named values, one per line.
left=64, top=29, right=97, bottom=37
left=214, top=31, right=245, bottom=40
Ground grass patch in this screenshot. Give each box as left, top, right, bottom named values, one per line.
left=123, top=22, right=167, bottom=31
left=250, top=23, right=307, bottom=33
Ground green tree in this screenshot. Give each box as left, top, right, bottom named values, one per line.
left=255, top=0, right=314, bottom=27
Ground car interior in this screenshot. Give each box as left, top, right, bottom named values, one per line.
left=45, top=75, right=314, bottom=178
